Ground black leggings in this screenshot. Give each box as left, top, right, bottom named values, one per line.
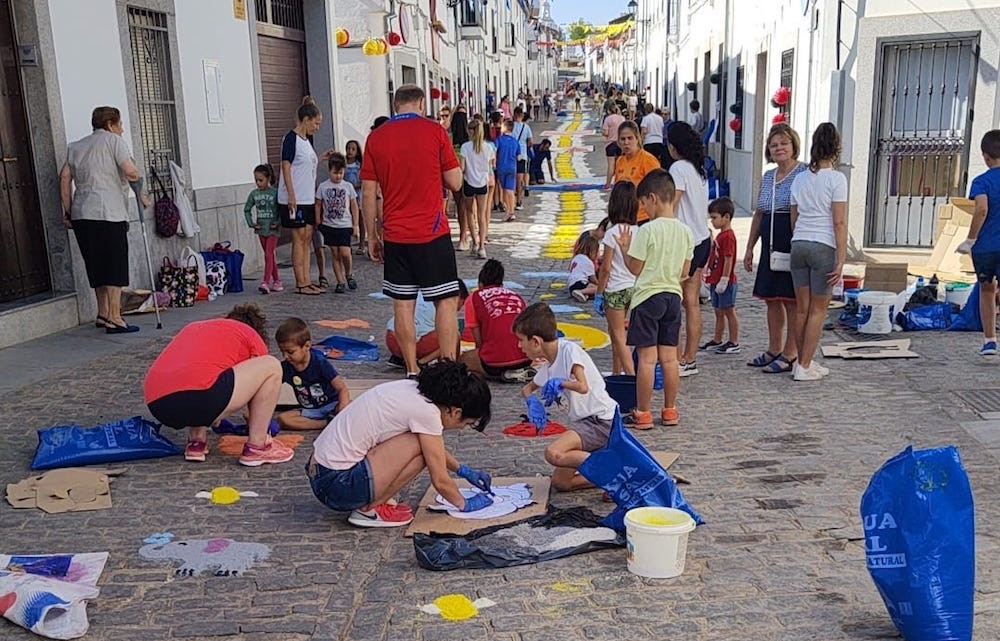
left=148, top=369, right=235, bottom=428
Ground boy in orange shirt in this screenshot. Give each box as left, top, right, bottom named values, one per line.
left=613, top=121, right=661, bottom=224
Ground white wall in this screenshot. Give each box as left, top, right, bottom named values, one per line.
left=50, top=0, right=130, bottom=145
left=864, top=0, right=1000, bottom=16
left=174, top=1, right=261, bottom=189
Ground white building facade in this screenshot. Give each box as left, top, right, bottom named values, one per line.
left=0, top=0, right=558, bottom=348
left=629, top=0, right=1000, bottom=263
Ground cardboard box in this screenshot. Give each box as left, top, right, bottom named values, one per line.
left=864, top=263, right=908, bottom=294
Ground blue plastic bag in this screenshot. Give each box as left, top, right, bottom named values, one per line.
left=948, top=283, right=983, bottom=332
left=31, top=416, right=182, bottom=469
left=896, top=302, right=953, bottom=331
left=316, top=335, right=379, bottom=361
left=861, top=446, right=975, bottom=641
left=200, top=242, right=244, bottom=293
left=578, top=408, right=703, bottom=531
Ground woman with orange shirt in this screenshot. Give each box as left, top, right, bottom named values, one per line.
left=613, top=120, right=661, bottom=224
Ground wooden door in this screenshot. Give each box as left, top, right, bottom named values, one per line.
left=0, top=0, right=49, bottom=303
left=257, top=34, right=307, bottom=170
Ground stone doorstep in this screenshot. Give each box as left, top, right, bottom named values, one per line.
left=0, top=291, right=78, bottom=350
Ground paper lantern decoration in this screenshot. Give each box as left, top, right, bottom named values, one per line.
left=772, top=112, right=788, bottom=125
left=335, top=28, right=349, bottom=47
left=685, top=82, right=697, bottom=91
left=729, top=103, right=742, bottom=115
left=430, top=87, right=441, bottom=99
left=774, top=85, right=791, bottom=106
left=710, top=73, right=721, bottom=84
left=441, top=91, right=450, bottom=101
left=362, top=38, right=380, bottom=55
left=728, top=117, right=742, bottom=132
left=770, top=97, right=780, bottom=108
left=387, top=31, right=402, bottom=46
left=376, top=38, right=389, bottom=54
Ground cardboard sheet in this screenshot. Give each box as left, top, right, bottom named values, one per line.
left=405, top=477, right=551, bottom=537
left=652, top=451, right=679, bottom=469
left=6, top=468, right=124, bottom=513
left=821, top=339, right=919, bottom=359
left=278, top=378, right=387, bottom=406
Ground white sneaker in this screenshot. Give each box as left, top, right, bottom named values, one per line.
left=678, top=361, right=699, bottom=377
left=793, top=362, right=825, bottom=381
left=814, top=362, right=830, bottom=376
left=571, top=289, right=588, bottom=303
left=477, top=247, right=487, bottom=260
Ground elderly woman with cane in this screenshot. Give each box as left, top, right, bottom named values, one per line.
left=60, top=106, right=150, bottom=333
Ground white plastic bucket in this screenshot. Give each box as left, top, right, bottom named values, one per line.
left=858, top=291, right=898, bottom=334
left=624, top=507, right=696, bottom=578
left=946, top=283, right=973, bottom=307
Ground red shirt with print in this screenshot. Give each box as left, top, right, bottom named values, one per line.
left=464, top=286, right=529, bottom=366
left=360, top=113, right=460, bottom=244
left=143, top=319, right=268, bottom=403
left=706, top=228, right=737, bottom=285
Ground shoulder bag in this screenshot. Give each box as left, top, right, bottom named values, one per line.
left=151, top=168, right=180, bottom=238
left=768, top=171, right=791, bottom=273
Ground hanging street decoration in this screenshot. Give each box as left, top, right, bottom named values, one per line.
left=729, top=117, right=742, bottom=132
left=335, top=28, right=349, bottom=47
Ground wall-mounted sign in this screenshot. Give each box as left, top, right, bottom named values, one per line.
left=233, top=0, right=247, bottom=20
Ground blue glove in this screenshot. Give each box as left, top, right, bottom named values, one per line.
left=542, top=377, right=566, bottom=407
left=461, top=492, right=494, bottom=513
left=457, top=464, right=492, bottom=494
left=594, top=294, right=606, bottom=317
left=526, top=395, right=548, bottom=432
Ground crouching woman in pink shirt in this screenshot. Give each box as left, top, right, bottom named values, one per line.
left=307, top=360, right=495, bottom=527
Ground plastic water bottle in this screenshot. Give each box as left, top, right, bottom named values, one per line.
left=832, top=276, right=845, bottom=301
left=916, top=276, right=925, bottom=290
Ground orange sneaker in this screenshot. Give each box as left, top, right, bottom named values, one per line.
left=661, top=407, right=679, bottom=426
left=239, top=439, right=294, bottom=467
left=630, top=409, right=654, bottom=430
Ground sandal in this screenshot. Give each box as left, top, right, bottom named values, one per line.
left=318, top=277, right=330, bottom=289
left=95, top=315, right=110, bottom=328
left=762, top=355, right=796, bottom=374
left=747, top=351, right=779, bottom=367
left=294, top=285, right=322, bottom=296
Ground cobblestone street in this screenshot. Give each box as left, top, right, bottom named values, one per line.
left=2, top=110, right=999, bottom=641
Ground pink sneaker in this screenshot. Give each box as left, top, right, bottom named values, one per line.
left=270, top=281, right=284, bottom=292
left=347, top=503, right=414, bottom=528
left=239, top=440, right=294, bottom=467
left=258, top=282, right=270, bottom=294
left=185, top=440, right=208, bottom=462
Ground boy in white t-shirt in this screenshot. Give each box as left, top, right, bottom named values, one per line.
left=514, top=303, right=619, bottom=492
left=315, top=153, right=359, bottom=293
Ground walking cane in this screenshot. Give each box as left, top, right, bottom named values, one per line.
left=128, top=177, right=162, bottom=329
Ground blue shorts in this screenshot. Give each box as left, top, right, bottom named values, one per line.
left=710, top=282, right=738, bottom=309
left=972, top=250, right=1000, bottom=283
left=307, top=457, right=374, bottom=512
left=497, top=171, right=517, bottom=191
left=301, top=401, right=339, bottom=421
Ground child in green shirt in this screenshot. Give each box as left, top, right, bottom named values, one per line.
left=244, top=164, right=282, bottom=293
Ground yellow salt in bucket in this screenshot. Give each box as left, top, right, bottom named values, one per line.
left=624, top=507, right=696, bottom=578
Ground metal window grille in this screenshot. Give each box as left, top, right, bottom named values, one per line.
left=127, top=7, right=179, bottom=193
left=868, top=38, right=978, bottom=248
left=735, top=65, right=744, bottom=150
left=255, top=0, right=304, bottom=30
left=780, top=48, right=793, bottom=114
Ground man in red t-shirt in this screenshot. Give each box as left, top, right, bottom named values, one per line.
left=361, top=84, right=463, bottom=377
left=459, top=259, right=534, bottom=382
left=702, top=198, right=740, bottom=354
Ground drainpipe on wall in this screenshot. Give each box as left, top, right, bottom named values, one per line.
left=804, top=6, right=816, bottom=145
left=385, top=0, right=395, bottom=110
left=325, top=0, right=345, bottom=147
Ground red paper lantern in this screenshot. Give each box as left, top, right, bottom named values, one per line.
left=729, top=117, right=742, bottom=132
left=387, top=31, right=402, bottom=46
left=442, top=91, right=450, bottom=101
left=430, top=87, right=441, bottom=99
left=772, top=112, right=788, bottom=125
left=773, top=85, right=791, bottom=106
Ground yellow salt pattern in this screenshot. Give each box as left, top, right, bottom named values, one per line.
left=433, top=594, right=479, bottom=621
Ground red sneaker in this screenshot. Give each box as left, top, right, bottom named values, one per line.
left=238, top=440, right=294, bottom=467
left=348, top=504, right=414, bottom=528
left=185, top=440, right=208, bottom=462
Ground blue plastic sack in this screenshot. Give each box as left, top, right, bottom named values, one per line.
left=861, top=446, right=975, bottom=641
left=896, top=302, right=953, bottom=331
left=948, top=282, right=983, bottom=332
left=578, top=408, right=703, bottom=531
left=200, top=242, right=244, bottom=293
left=31, top=416, right=182, bottom=469
left=316, top=335, right=379, bottom=361
left=631, top=350, right=663, bottom=390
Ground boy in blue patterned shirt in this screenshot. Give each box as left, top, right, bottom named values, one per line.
left=275, top=318, right=351, bottom=430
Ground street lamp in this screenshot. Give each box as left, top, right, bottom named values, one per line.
left=627, top=0, right=637, bottom=13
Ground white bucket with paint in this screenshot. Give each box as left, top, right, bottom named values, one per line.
left=624, top=507, right=696, bottom=579
left=858, top=291, right=898, bottom=334
left=946, top=283, right=973, bottom=307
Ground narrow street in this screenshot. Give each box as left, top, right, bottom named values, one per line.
left=2, top=108, right=998, bottom=641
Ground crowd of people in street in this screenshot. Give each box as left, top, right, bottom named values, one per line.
left=60, top=76, right=1000, bottom=531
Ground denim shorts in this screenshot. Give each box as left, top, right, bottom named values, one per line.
left=972, top=250, right=1000, bottom=283
left=790, top=240, right=837, bottom=295
left=307, top=457, right=374, bottom=512
left=710, top=282, right=738, bottom=309
left=301, top=401, right=339, bottom=421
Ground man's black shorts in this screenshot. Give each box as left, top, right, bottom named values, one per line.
left=382, top=234, right=460, bottom=301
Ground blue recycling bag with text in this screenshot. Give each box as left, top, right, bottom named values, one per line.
left=32, top=416, right=182, bottom=469
left=578, top=408, right=703, bottom=531
left=861, top=446, right=975, bottom=641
